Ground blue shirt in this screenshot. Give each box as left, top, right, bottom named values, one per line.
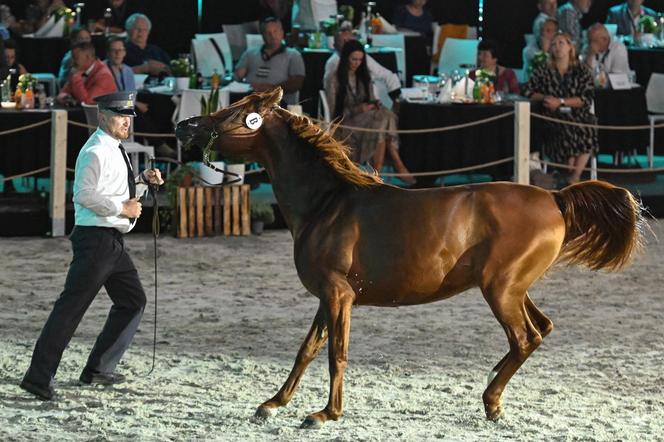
left=124, top=41, right=171, bottom=67
left=106, top=61, right=136, bottom=91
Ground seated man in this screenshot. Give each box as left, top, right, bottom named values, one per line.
left=524, top=18, right=558, bottom=78
left=532, top=0, right=557, bottom=36
left=123, top=13, right=171, bottom=76
left=557, top=0, right=592, bottom=50
left=58, top=25, right=92, bottom=88
left=234, top=17, right=305, bottom=106
left=324, top=29, right=402, bottom=106
left=606, top=0, right=658, bottom=37
left=4, top=38, right=28, bottom=90
left=57, top=42, right=117, bottom=106
left=583, top=23, right=630, bottom=74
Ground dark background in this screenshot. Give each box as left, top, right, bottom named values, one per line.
left=3, top=0, right=663, bottom=67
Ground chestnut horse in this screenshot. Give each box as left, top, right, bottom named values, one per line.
left=176, top=88, right=643, bottom=429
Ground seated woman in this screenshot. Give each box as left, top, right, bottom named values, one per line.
left=393, top=0, right=434, bottom=39
left=3, top=39, right=28, bottom=91
left=471, top=39, right=520, bottom=94
left=324, top=39, right=415, bottom=185
left=523, top=17, right=558, bottom=79
left=522, top=32, right=598, bottom=185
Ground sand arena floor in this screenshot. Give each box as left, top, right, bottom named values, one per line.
left=1, top=221, right=663, bottom=441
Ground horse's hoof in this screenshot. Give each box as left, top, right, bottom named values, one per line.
left=252, top=406, right=277, bottom=423
left=300, top=416, right=324, bottom=430
left=485, top=405, right=504, bottom=421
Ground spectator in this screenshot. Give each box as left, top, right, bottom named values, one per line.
left=58, top=25, right=92, bottom=88
left=393, top=0, right=434, bottom=38
left=557, top=0, right=592, bottom=50
left=292, top=0, right=336, bottom=31
left=472, top=39, right=520, bottom=93
left=57, top=41, right=116, bottom=106
left=234, top=17, right=305, bottom=106
left=523, top=18, right=558, bottom=78
left=324, top=29, right=402, bottom=107
left=4, top=38, right=28, bottom=91
left=7, top=0, right=65, bottom=36
left=523, top=32, right=598, bottom=185
left=123, top=13, right=171, bottom=76
left=95, top=0, right=144, bottom=34
left=0, top=38, right=9, bottom=84
left=583, top=23, right=630, bottom=74
left=532, top=0, right=557, bottom=37
left=324, top=40, right=415, bottom=185
left=606, top=0, right=658, bottom=37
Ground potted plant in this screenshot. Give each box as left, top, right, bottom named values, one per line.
left=165, top=162, right=195, bottom=207
left=637, top=16, right=658, bottom=47
left=250, top=200, right=275, bottom=235
left=170, top=57, right=193, bottom=91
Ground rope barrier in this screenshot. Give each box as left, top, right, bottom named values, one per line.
left=540, top=159, right=664, bottom=174
left=381, top=157, right=514, bottom=177
left=531, top=112, right=664, bottom=130
left=310, top=111, right=515, bottom=134
left=0, top=119, right=51, bottom=136
left=1, top=166, right=76, bottom=182
left=67, top=120, right=177, bottom=138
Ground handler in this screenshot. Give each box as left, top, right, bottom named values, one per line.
left=20, top=91, right=164, bottom=400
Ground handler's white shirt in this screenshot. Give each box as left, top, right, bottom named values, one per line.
left=73, top=127, right=147, bottom=233
left=324, top=52, right=402, bottom=93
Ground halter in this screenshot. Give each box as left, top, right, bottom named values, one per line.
left=200, top=128, right=243, bottom=185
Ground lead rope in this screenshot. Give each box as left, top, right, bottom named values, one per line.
left=143, top=161, right=160, bottom=377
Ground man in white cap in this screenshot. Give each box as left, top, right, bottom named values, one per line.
left=20, top=91, right=163, bottom=400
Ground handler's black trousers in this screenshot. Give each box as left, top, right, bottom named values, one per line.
left=23, top=226, right=146, bottom=387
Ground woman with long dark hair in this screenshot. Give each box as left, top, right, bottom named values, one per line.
left=324, top=40, right=414, bottom=184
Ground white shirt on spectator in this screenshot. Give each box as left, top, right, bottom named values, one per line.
left=73, top=127, right=147, bottom=233
left=585, top=39, right=630, bottom=74
left=324, top=52, right=401, bottom=93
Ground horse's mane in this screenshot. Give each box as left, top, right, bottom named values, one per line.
left=276, top=107, right=382, bottom=188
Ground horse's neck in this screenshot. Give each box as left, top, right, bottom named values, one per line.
left=261, top=120, right=345, bottom=233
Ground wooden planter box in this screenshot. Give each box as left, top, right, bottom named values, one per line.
left=176, top=184, right=251, bottom=238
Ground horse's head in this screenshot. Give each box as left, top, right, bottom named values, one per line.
left=175, top=87, right=284, bottom=162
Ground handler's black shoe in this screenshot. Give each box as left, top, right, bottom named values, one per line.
left=20, top=379, right=55, bottom=400
left=79, top=368, right=126, bottom=385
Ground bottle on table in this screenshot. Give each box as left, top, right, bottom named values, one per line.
left=104, top=8, right=112, bottom=36
left=210, top=69, right=220, bottom=90
left=36, top=83, right=46, bottom=109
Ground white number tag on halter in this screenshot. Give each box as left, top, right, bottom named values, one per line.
left=245, top=113, right=263, bottom=130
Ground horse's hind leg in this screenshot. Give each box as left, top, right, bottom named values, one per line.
left=486, top=292, right=554, bottom=386
left=254, top=305, right=327, bottom=421
left=482, top=287, right=543, bottom=421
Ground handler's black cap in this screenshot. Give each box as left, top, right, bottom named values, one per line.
left=94, top=91, right=137, bottom=116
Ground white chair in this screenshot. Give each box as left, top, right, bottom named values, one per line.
left=311, top=0, right=338, bottom=26
left=646, top=73, right=664, bottom=168
left=372, top=79, right=393, bottom=109
left=437, top=38, right=479, bottom=75
left=605, top=24, right=618, bottom=39
left=245, top=34, right=264, bottom=52
left=524, top=33, right=536, bottom=46
left=513, top=68, right=527, bottom=84
left=193, top=33, right=234, bottom=75
left=32, top=72, right=58, bottom=96
left=317, top=90, right=330, bottom=125
left=370, top=33, right=406, bottom=85
left=222, top=21, right=259, bottom=61
left=81, top=103, right=155, bottom=172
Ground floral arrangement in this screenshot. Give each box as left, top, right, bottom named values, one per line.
left=170, top=57, right=193, bottom=77
left=638, top=15, right=658, bottom=34
left=527, top=51, right=549, bottom=77
left=473, top=69, right=496, bottom=103
left=53, top=6, right=75, bottom=22
left=16, top=73, right=36, bottom=93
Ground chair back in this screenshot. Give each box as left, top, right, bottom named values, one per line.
left=222, top=21, right=259, bottom=61
left=370, top=34, right=406, bottom=84
left=646, top=73, right=664, bottom=114
left=605, top=24, right=618, bottom=39
left=245, top=34, right=264, bottom=52
left=372, top=78, right=393, bottom=109
left=81, top=102, right=99, bottom=135
left=193, top=33, right=234, bottom=75
left=32, top=73, right=58, bottom=96
left=524, top=33, right=536, bottom=46
left=317, top=90, right=330, bottom=124
left=437, top=38, right=479, bottom=75
left=432, top=24, right=469, bottom=65
left=311, top=0, right=338, bottom=25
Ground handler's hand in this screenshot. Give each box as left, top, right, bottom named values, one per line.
left=142, top=168, right=164, bottom=186
left=121, top=198, right=142, bottom=218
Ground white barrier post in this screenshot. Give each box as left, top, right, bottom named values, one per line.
left=514, top=100, right=530, bottom=185
left=50, top=110, right=67, bottom=237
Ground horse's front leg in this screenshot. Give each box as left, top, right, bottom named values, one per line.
left=254, top=305, right=327, bottom=421
left=301, top=286, right=354, bottom=429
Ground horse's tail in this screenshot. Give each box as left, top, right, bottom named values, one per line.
left=552, top=180, right=644, bottom=271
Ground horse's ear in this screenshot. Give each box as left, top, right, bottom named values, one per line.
left=259, top=87, right=283, bottom=109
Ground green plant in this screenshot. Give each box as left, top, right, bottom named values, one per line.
left=638, top=15, right=658, bottom=34
left=16, top=73, right=36, bottom=93
left=170, top=57, right=193, bottom=77
left=165, top=162, right=196, bottom=207
left=200, top=88, right=219, bottom=116
left=527, top=51, right=549, bottom=77
left=251, top=200, right=275, bottom=224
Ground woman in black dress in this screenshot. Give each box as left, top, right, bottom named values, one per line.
left=523, top=31, right=598, bottom=184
